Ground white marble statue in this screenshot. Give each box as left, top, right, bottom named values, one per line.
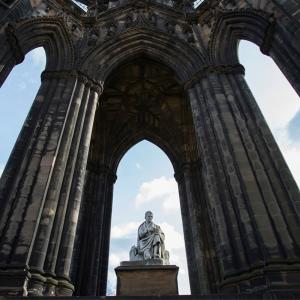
left=130, top=211, right=169, bottom=264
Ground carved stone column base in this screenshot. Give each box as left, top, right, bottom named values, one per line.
left=56, top=277, right=74, bottom=296
left=27, top=272, right=46, bottom=296
left=115, top=264, right=178, bottom=296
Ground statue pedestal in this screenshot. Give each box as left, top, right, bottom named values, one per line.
left=115, top=261, right=179, bottom=296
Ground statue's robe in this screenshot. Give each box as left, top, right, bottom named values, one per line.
left=137, top=221, right=165, bottom=260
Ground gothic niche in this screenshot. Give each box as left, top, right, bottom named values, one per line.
left=72, top=57, right=201, bottom=295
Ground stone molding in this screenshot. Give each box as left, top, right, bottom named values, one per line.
left=41, top=69, right=103, bottom=94
left=56, top=276, right=75, bottom=293
left=184, top=63, right=245, bottom=90
left=174, top=161, right=199, bottom=183
left=25, top=264, right=75, bottom=296
left=3, top=16, right=76, bottom=70
left=86, top=162, right=117, bottom=183
left=260, top=16, right=276, bottom=55
left=204, top=8, right=278, bottom=68
left=81, top=8, right=196, bottom=58
left=5, top=23, right=24, bottom=64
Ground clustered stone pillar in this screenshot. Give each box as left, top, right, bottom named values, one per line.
left=185, top=65, right=300, bottom=293
left=0, top=69, right=102, bottom=296
left=73, top=164, right=116, bottom=296
left=175, top=162, right=217, bottom=294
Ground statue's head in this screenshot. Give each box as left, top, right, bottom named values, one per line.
left=145, top=211, right=153, bottom=222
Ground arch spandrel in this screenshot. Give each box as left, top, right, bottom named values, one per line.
left=207, top=10, right=272, bottom=65
left=79, top=28, right=206, bottom=84
left=88, top=57, right=199, bottom=174
left=205, top=6, right=300, bottom=95
left=111, top=134, right=180, bottom=175
left=106, top=114, right=199, bottom=175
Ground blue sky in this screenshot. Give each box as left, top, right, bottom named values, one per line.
left=0, top=41, right=299, bottom=295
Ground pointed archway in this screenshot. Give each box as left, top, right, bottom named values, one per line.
left=108, top=140, right=190, bottom=295
left=73, top=57, right=211, bottom=296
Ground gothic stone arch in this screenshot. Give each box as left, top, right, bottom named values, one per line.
left=206, top=7, right=300, bottom=96
left=0, top=0, right=300, bottom=297
left=0, top=17, right=75, bottom=87
left=73, top=57, right=208, bottom=295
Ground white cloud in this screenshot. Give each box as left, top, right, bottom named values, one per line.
left=107, top=251, right=128, bottom=295
left=135, top=162, right=141, bottom=169
left=106, top=276, right=116, bottom=296
left=253, top=85, right=299, bottom=130
left=109, top=251, right=129, bottom=267
left=179, top=268, right=187, bottom=275
left=169, top=247, right=190, bottom=294
left=134, top=176, right=180, bottom=213
left=111, top=221, right=140, bottom=239
left=161, top=222, right=185, bottom=251
left=29, top=47, right=46, bottom=68
left=159, top=225, right=189, bottom=293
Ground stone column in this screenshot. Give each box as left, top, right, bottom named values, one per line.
left=185, top=64, right=300, bottom=293
left=0, top=69, right=102, bottom=296
left=52, top=86, right=101, bottom=296
left=41, top=83, right=93, bottom=296
left=175, top=162, right=217, bottom=295
left=72, top=164, right=116, bottom=296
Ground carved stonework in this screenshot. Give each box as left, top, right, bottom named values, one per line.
left=260, top=15, right=277, bottom=55
left=183, top=63, right=245, bottom=90
left=5, top=23, right=24, bottom=63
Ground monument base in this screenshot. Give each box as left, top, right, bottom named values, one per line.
left=115, top=261, right=179, bottom=296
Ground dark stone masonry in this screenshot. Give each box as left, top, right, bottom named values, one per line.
left=0, top=0, right=300, bottom=298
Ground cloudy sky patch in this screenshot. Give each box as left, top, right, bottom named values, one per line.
left=134, top=176, right=180, bottom=213
left=29, top=47, right=47, bottom=67
left=287, top=110, right=300, bottom=143
left=160, top=222, right=185, bottom=251
left=111, top=222, right=140, bottom=239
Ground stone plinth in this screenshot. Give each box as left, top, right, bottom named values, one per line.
left=115, top=261, right=179, bottom=296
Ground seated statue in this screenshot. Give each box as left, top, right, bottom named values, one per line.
left=130, top=211, right=169, bottom=264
